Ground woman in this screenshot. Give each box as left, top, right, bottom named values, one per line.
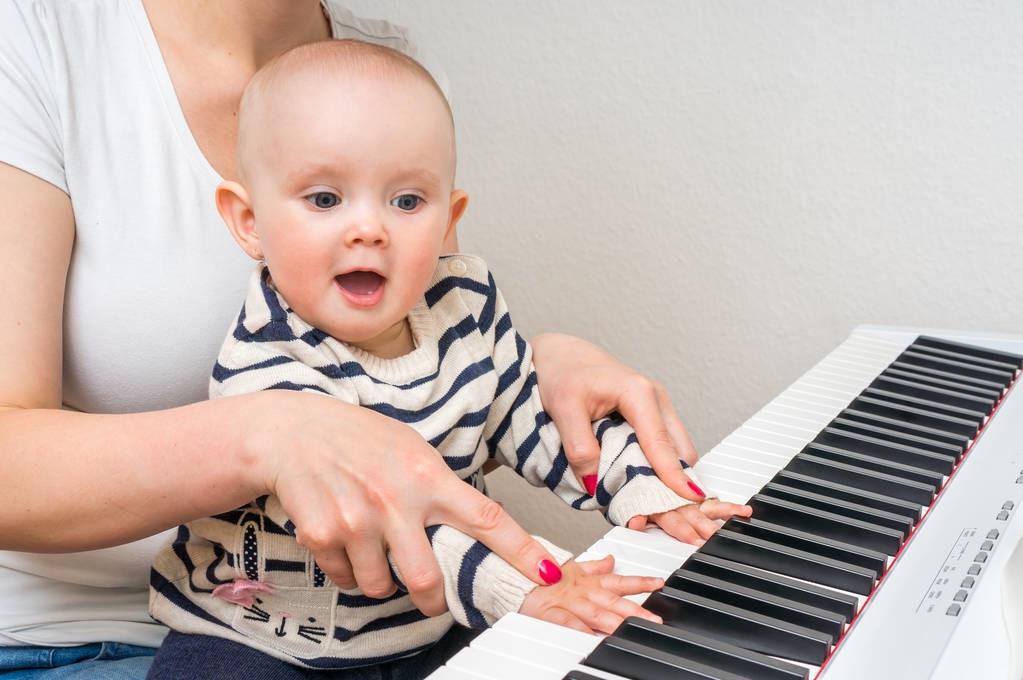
left=0, top=1, right=702, bottom=677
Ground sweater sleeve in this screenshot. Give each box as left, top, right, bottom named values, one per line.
left=479, top=274, right=690, bottom=526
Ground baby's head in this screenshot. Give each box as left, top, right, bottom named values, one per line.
left=218, top=40, right=468, bottom=356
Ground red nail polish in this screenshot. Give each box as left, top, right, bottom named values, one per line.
left=582, top=474, right=598, bottom=496
left=687, top=481, right=706, bottom=498
left=538, top=559, right=562, bottom=585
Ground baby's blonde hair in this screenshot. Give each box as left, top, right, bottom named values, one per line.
left=236, top=39, right=454, bottom=181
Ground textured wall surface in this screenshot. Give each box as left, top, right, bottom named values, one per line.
left=343, top=0, right=1023, bottom=552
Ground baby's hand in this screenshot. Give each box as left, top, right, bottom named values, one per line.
left=627, top=497, right=753, bottom=546
left=518, top=555, right=663, bottom=635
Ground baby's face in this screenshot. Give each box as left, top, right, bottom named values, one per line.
left=242, top=71, right=462, bottom=349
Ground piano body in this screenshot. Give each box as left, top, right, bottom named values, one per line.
left=428, top=326, right=1023, bottom=680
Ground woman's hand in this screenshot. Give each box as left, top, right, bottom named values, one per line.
left=530, top=333, right=704, bottom=502
left=245, top=390, right=564, bottom=618
left=626, top=497, right=753, bottom=546
left=519, top=555, right=663, bottom=634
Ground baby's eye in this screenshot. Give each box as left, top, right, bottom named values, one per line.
left=390, top=194, right=422, bottom=212
left=306, top=192, right=340, bottom=210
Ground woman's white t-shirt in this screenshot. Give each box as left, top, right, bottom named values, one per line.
left=0, top=0, right=446, bottom=648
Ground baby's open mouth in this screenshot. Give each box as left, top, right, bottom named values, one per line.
left=335, top=270, right=385, bottom=295
left=335, top=270, right=386, bottom=307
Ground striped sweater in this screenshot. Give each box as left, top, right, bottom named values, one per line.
left=149, top=254, right=689, bottom=669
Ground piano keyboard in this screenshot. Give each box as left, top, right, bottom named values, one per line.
left=428, top=326, right=1023, bottom=680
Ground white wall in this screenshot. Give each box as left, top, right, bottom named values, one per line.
left=343, top=0, right=1023, bottom=551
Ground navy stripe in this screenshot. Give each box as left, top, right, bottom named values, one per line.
left=260, top=268, right=290, bottom=324
left=477, top=272, right=497, bottom=333
left=494, top=334, right=528, bottom=399
left=362, top=359, right=494, bottom=423
left=265, top=559, right=305, bottom=572
left=456, top=541, right=492, bottom=629
left=169, top=525, right=215, bottom=595
left=149, top=568, right=232, bottom=630
left=268, top=381, right=329, bottom=394
left=485, top=371, right=538, bottom=461
left=212, top=354, right=294, bottom=382
left=333, top=607, right=431, bottom=643
left=493, top=313, right=513, bottom=345
left=425, top=274, right=489, bottom=308
left=204, top=544, right=230, bottom=586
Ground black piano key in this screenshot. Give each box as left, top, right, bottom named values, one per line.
left=839, top=407, right=970, bottom=450
left=787, top=452, right=936, bottom=505
left=848, top=396, right=978, bottom=439
left=642, top=587, right=833, bottom=665
left=747, top=493, right=903, bottom=555
left=914, top=335, right=1023, bottom=371
left=584, top=635, right=749, bottom=680
left=863, top=387, right=988, bottom=424
left=870, top=375, right=997, bottom=413
left=611, top=617, right=809, bottom=680
left=813, top=428, right=957, bottom=475
left=701, top=527, right=877, bottom=595
left=830, top=417, right=965, bottom=460
left=773, top=469, right=924, bottom=520
left=890, top=360, right=1008, bottom=392
left=884, top=366, right=1004, bottom=400
left=803, top=443, right=945, bottom=489
left=562, top=673, right=606, bottom=680
left=722, top=518, right=888, bottom=575
left=683, top=552, right=859, bottom=620
left=665, top=567, right=846, bottom=638
left=897, top=351, right=1015, bottom=388
left=762, top=482, right=915, bottom=536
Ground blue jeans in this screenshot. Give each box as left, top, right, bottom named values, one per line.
left=0, top=642, right=155, bottom=679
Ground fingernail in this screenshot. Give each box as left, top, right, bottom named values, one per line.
left=687, top=481, right=706, bottom=498
left=538, top=559, right=562, bottom=585
left=582, top=474, right=598, bottom=496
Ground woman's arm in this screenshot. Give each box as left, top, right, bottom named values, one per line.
left=0, top=163, right=561, bottom=617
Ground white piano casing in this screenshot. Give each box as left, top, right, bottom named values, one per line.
left=428, top=326, right=1023, bottom=680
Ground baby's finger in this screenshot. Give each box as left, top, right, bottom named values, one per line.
left=575, top=554, right=616, bottom=576
left=686, top=508, right=722, bottom=541
left=626, top=516, right=648, bottom=531
left=700, top=499, right=753, bottom=521
left=564, top=598, right=624, bottom=635
left=653, top=510, right=704, bottom=546
left=588, top=588, right=662, bottom=625
left=598, top=572, right=665, bottom=596
left=543, top=607, right=595, bottom=635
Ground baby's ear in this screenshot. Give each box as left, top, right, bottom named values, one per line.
left=216, top=181, right=262, bottom=261
left=443, top=189, right=469, bottom=254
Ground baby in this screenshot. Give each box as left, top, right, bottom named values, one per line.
left=148, top=39, right=750, bottom=675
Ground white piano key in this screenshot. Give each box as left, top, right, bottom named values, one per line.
left=815, top=358, right=881, bottom=380
left=793, top=378, right=861, bottom=401
left=695, top=460, right=772, bottom=488
left=722, top=434, right=799, bottom=458
left=787, top=386, right=850, bottom=408
left=589, top=538, right=678, bottom=576
left=472, top=628, right=584, bottom=672
left=494, top=613, right=600, bottom=656
left=773, top=393, right=842, bottom=418
left=700, top=450, right=781, bottom=478
left=606, top=525, right=698, bottom=561
left=711, top=444, right=790, bottom=471
left=448, top=646, right=561, bottom=679
left=733, top=424, right=811, bottom=447
left=759, top=403, right=833, bottom=429
left=746, top=414, right=819, bottom=439
left=740, top=422, right=816, bottom=447
left=691, top=470, right=761, bottom=500
left=577, top=549, right=664, bottom=578
left=804, top=369, right=871, bottom=392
